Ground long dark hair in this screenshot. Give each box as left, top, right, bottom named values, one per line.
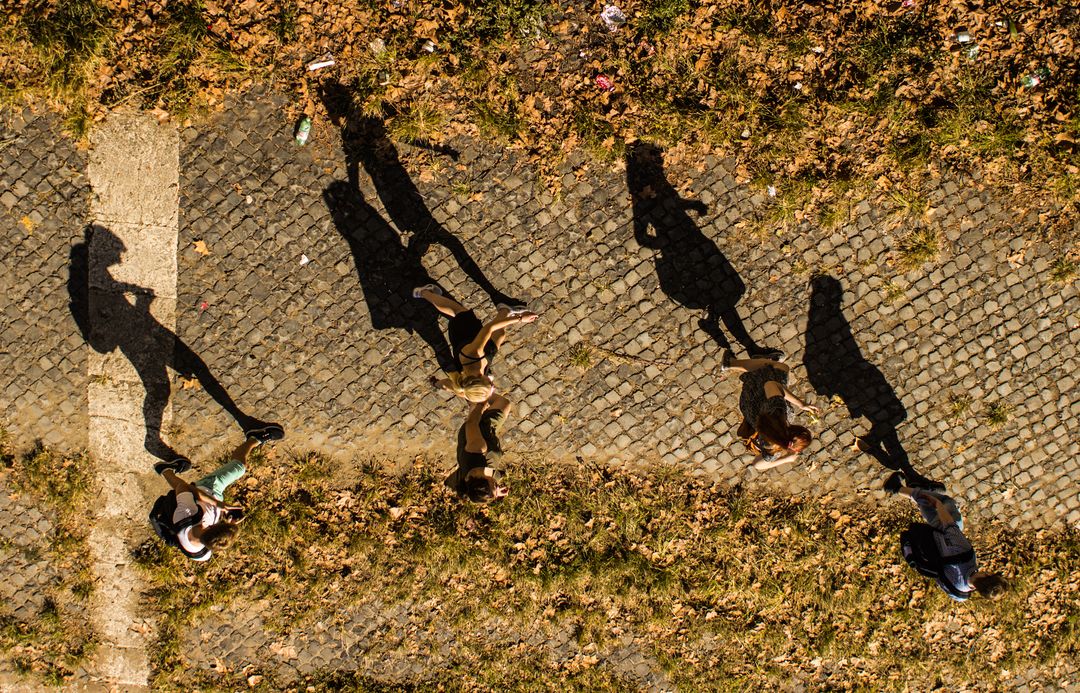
left=756, top=413, right=812, bottom=454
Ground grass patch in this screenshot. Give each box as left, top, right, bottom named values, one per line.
left=567, top=342, right=593, bottom=371
left=895, top=227, right=941, bottom=269
left=882, top=280, right=905, bottom=304
left=982, top=401, right=1013, bottom=430
left=21, top=0, right=113, bottom=97
left=945, top=394, right=974, bottom=422
left=1050, top=257, right=1077, bottom=284
left=387, top=101, right=444, bottom=144
left=0, top=434, right=97, bottom=683
left=138, top=450, right=1080, bottom=690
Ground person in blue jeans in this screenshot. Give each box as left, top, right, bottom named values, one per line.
left=154, top=425, right=283, bottom=561
left=885, top=472, right=1007, bottom=601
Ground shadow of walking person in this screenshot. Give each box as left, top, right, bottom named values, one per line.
left=358, top=118, right=521, bottom=308
left=319, top=84, right=458, bottom=372
left=68, top=225, right=273, bottom=463
left=803, top=274, right=942, bottom=489
left=627, top=142, right=780, bottom=358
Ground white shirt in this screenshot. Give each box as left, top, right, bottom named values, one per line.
left=172, top=490, right=220, bottom=561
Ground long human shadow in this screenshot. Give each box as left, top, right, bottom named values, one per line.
left=68, top=225, right=269, bottom=462
left=320, top=81, right=518, bottom=310
left=803, top=275, right=941, bottom=488
left=627, top=141, right=777, bottom=357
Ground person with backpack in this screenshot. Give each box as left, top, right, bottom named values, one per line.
left=150, top=425, right=284, bottom=561
left=445, top=396, right=511, bottom=503
left=887, top=472, right=1007, bottom=601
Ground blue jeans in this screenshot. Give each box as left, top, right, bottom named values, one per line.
left=194, top=460, right=245, bottom=501
left=911, top=489, right=963, bottom=531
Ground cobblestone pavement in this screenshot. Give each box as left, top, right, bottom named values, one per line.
left=0, top=109, right=89, bottom=451
left=170, top=89, right=1078, bottom=530
left=2, top=89, right=1079, bottom=689
left=180, top=597, right=674, bottom=691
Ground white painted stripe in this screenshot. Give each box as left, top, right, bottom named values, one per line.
left=85, top=111, right=179, bottom=689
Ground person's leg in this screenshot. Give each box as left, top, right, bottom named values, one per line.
left=727, top=357, right=782, bottom=374
left=193, top=438, right=257, bottom=500
left=418, top=288, right=467, bottom=318
left=899, top=486, right=948, bottom=530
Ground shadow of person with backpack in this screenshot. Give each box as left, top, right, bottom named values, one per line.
left=68, top=226, right=279, bottom=463
left=803, top=274, right=942, bottom=489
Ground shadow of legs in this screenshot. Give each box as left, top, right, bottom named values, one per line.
left=172, top=336, right=262, bottom=433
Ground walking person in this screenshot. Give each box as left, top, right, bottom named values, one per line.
left=413, top=284, right=537, bottom=402
left=445, top=396, right=512, bottom=503
left=149, top=425, right=283, bottom=561
left=726, top=352, right=817, bottom=470
left=888, top=474, right=1007, bottom=601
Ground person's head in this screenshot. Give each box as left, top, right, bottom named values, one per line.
left=972, top=572, right=1008, bottom=599
left=756, top=414, right=813, bottom=455
left=462, top=468, right=508, bottom=504
left=448, top=371, right=495, bottom=403
left=199, top=522, right=240, bottom=552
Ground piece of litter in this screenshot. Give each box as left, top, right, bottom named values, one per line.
left=955, top=29, right=972, bottom=43
left=793, top=81, right=803, bottom=91
left=369, top=38, right=386, bottom=56
left=811, top=45, right=824, bottom=53
left=300, top=254, right=311, bottom=266
left=305, top=53, right=335, bottom=71
left=421, top=39, right=436, bottom=52
left=199, top=301, right=209, bottom=311
left=579, top=50, right=587, bottom=58
left=767, top=185, right=777, bottom=197
left=245, top=195, right=253, bottom=205
left=740, top=128, right=751, bottom=139
left=595, top=74, right=615, bottom=92
left=600, top=5, right=627, bottom=32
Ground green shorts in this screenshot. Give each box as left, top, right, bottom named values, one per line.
left=193, top=460, right=246, bottom=501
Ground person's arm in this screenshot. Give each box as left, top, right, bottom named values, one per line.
left=463, top=401, right=489, bottom=454
left=745, top=360, right=790, bottom=374
left=781, top=385, right=820, bottom=414
left=463, top=314, right=536, bottom=358
left=753, top=453, right=797, bottom=470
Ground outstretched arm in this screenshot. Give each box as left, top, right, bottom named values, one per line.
left=781, top=386, right=819, bottom=414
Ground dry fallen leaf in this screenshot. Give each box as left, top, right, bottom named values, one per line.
left=193, top=240, right=211, bottom=256
left=179, top=376, right=200, bottom=390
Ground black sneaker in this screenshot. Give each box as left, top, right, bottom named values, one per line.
left=720, top=349, right=733, bottom=372
left=154, top=458, right=192, bottom=475
left=751, top=348, right=786, bottom=362
left=882, top=472, right=904, bottom=495
left=245, top=424, right=285, bottom=446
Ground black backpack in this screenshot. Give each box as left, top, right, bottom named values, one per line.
left=900, top=522, right=975, bottom=601
left=149, top=491, right=209, bottom=560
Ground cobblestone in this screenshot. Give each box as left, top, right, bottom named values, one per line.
left=159, top=90, right=1080, bottom=532
left=1, top=89, right=1079, bottom=686
left=0, top=108, right=89, bottom=451
left=180, top=597, right=675, bottom=691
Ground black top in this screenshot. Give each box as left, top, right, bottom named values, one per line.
left=447, top=310, right=498, bottom=372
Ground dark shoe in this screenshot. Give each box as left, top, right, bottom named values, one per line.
left=154, top=458, right=191, bottom=475
left=245, top=424, right=285, bottom=446
left=908, top=475, right=946, bottom=492
left=751, top=348, right=786, bottom=362
left=720, top=349, right=733, bottom=372
left=882, top=472, right=904, bottom=495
